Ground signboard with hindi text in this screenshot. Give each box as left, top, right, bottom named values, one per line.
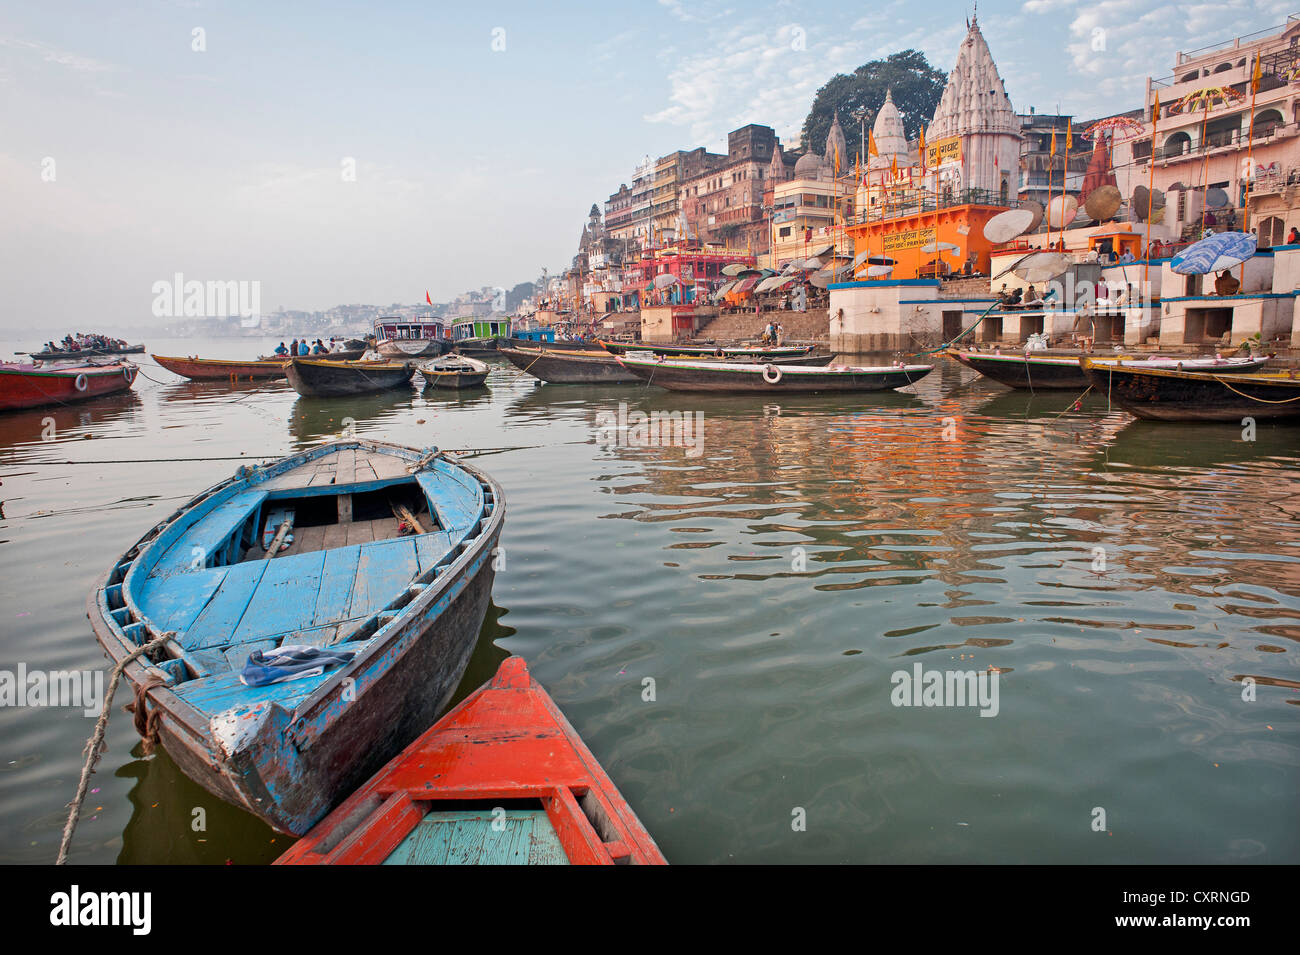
left=926, top=135, right=962, bottom=168
left=881, top=227, right=937, bottom=253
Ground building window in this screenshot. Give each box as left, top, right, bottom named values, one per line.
left=1258, top=215, right=1284, bottom=248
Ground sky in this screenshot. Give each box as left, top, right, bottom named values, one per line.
left=2, top=0, right=1296, bottom=329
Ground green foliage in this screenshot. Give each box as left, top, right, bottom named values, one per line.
left=800, top=50, right=946, bottom=158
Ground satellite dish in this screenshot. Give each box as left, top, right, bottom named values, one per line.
left=1046, top=195, right=1078, bottom=229
left=1084, top=185, right=1122, bottom=222
left=721, top=264, right=748, bottom=277
left=1022, top=200, right=1045, bottom=232
left=851, top=249, right=873, bottom=267
left=866, top=265, right=892, bottom=278
left=653, top=273, right=681, bottom=289
left=809, top=271, right=832, bottom=288
left=1012, top=251, right=1073, bottom=283
left=1206, top=186, right=1229, bottom=209
left=983, top=208, right=1035, bottom=243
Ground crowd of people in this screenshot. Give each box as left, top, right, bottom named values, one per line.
left=273, top=337, right=350, bottom=356
left=44, top=332, right=129, bottom=353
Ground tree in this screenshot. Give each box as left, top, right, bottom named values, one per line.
left=800, top=50, right=946, bottom=160
left=506, top=282, right=536, bottom=312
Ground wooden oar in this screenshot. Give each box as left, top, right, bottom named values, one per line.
left=263, top=519, right=293, bottom=557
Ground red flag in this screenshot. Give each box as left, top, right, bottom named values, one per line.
left=426, top=291, right=432, bottom=305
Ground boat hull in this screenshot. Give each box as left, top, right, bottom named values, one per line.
left=285, top=358, right=414, bottom=397
left=419, top=355, right=489, bottom=389
left=30, top=344, right=145, bottom=360
left=378, top=339, right=447, bottom=358
left=0, top=361, right=137, bottom=411
left=619, top=357, right=933, bottom=393
left=275, top=657, right=667, bottom=865
left=86, top=440, right=506, bottom=834
left=600, top=339, right=814, bottom=360
left=499, top=346, right=639, bottom=384
left=154, top=355, right=289, bottom=381
left=1080, top=363, right=1300, bottom=421
left=948, top=349, right=1272, bottom=391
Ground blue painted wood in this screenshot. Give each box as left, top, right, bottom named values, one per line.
left=184, top=561, right=270, bottom=650
left=152, top=490, right=268, bottom=575
left=231, top=550, right=326, bottom=644
left=137, top=568, right=228, bottom=634
left=347, top=538, right=420, bottom=620
left=312, top=545, right=361, bottom=626
left=414, top=531, right=455, bottom=574
left=381, top=810, right=568, bottom=865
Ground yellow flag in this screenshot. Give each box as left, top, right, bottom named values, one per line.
left=868, top=129, right=879, bottom=158
left=1152, top=91, right=1160, bottom=121
left=1066, top=119, right=1072, bottom=151
left=834, top=145, right=840, bottom=175
left=890, top=154, right=898, bottom=178
left=1050, top=128, right=1057, bottom=154
left=1252, top=53, right=1262, bottom=93
left=919, top=128, right=927, bottom=170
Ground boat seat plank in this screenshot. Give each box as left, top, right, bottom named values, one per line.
left=231, top=550, right=327, bottom=644
left=138, top=568, right=229, bottom=635
left=415, top=471, right=482, bottom=533
left=184, top=562, right=270, bottom=649
left=151, top=490, right=268, bottom=576
left=370, top=455, right=409, bottom=480
left=335, top=448, right=357, bottom=486
left=356, top=461, right=379, bottom=482
left=348, top=538, right=421, bottom=619
left=257, top=451, right=340, bottom=491
left=414, top=531, right=455, bottom=573
left=313, top=546, right=363, bottom=626
left=222, top=639, right=276, bottom=673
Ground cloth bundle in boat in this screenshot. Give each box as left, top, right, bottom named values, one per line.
left=240, top=645, right=355, bottom=687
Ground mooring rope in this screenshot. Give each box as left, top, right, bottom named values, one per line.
left=909, top=300, right=1003, bottom=360
left=57, top=630, right=176, bottom=865
left=1211, top=375, right=1300, bottom=404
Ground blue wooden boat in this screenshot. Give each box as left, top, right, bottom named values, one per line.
left=86, top=439, right=505, bottom=835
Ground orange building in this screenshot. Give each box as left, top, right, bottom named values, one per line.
left=847, top=196, right=1007, bottom=280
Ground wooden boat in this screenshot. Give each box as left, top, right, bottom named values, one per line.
left=375, top=317, right=450, bottom=358
left=506, top=336, right=607, bottom=351
left=1079, top=360, right=1300, bottom=421
left=0, top=360, right=137, bottom=411
left=948, top=348, right=1271, bottom=390
left=285, top=357, right=414, bottom=397
left=275, top=656, right=666, bottom=865
left=499, top=345, right=640, bottom=384
left=599, top=339, right=815, bottom=360
left=154, top=355, right=290, bottom=381
left=419, top=354, right=489, bottom=390
left=29, top=343, right=145, bottom=360
left=86, top=439, right=506, bottom=834
left=617, top=355, right=933, bottom=393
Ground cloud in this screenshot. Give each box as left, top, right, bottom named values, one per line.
left=0, top=36, right=116, bottom=74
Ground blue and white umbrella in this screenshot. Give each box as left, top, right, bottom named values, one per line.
left=1170, top=231, right=1257, bottom=275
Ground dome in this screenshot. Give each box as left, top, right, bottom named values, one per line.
left=868, top=89, right=911, bottom=171
left=793, top=150, right=824, bottom=179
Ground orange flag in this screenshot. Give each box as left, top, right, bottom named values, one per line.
left=868, top=129, right=879, bottom=158
left=1066, top=119, right=1072, bottom=151
left=919, top=128, right=927, bottom=170
left=1252, top=53, right=1262, bottom=93
left=1050, top=128, right=1057, bottom=154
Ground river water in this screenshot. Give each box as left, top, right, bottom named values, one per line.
left=0, top=337, right=1296, bottom=864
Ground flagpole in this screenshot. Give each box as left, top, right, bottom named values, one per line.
left=1144, top=92, right=1159, bottom=292
left=1241, top=53, right=1261, bottom=290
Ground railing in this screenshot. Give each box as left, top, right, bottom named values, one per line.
left=1151, top=119, right=1295, bottom=160
left=849, top=187, right=1020, bottom=225
left=1149, top=16, right=1299, bottom=85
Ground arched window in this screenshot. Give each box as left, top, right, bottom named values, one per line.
left=1258, top=215, right=1284, bottom=248
left=1163, top=131, right=1192, bottom=157
left=1180, top=71, right=1198, bottom=82
left=1213, top=62, right=1233, bottom=74
left=1255, top=108, right=1284, bottom=137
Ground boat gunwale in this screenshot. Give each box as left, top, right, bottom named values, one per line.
left=616, top=355, right=933, bottom=375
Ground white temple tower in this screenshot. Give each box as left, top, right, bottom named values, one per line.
left=926, top=14, right=1020, bottom=199
left=868, top=89, right=912, bottom=172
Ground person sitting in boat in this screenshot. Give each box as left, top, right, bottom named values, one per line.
left=311, top=339, right=327, bottom=355
left=297, top=339, right=310, bottom=356
left=274, top=341, right=289, bottom=356
left=1214, top=270, right=1240, bottom=296
left=289, top=338, right=299, bottom=355
left=330, top=338, right=346, bottom=353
